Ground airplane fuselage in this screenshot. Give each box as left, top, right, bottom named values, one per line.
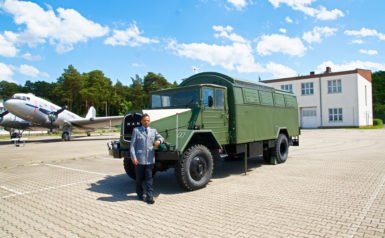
left=4, top=93, right=82, bottom=130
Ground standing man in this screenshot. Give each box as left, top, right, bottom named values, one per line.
left=130, top=113, right=164, bottom=204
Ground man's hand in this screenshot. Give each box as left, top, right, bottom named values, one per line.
left=154, top=140, right=161, bottom=149
left=132, top=158, right=139, bottom=166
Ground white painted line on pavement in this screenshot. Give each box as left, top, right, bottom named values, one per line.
left=0, top=185, right=22, bottom=195
left=347, top=172, right=385, bottom=238
left=46, top=163, right=109, bottom=176
left=0, top=178, right=96, bottom=199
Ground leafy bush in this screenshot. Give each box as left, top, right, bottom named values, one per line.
left=373, top=118, right=384, bottom=127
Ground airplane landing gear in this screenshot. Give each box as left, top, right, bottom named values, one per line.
left=10, top=132, right=20, bottom=139
left=62, top=131, right=71, bottom=141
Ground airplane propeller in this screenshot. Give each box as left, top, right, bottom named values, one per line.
left=0, top=110, right=9, bottom=123
left=39, top=106, right=67, bottom=133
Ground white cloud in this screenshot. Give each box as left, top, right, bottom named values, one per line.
left=22, top=52, right=42, bottom=61
left=266, top=62, right=297, bottom=78
left=316, top=60, right=385, bottom=73
left=18, top=64, right=49, bottom=78
left=279, top=28, right=287, bottom=33
left=0, top=63, right=15, bottom=82
left=0, top=31, right=18, bottom=57
left=213, top=25, right=247, bottom=43
left=285, top=16, right=293, bottom=23
left=344, top=27, right=385, bottom=41
left=352, top=39, right=364, bottom=44
left=168, top=40, right=264, bottom=73
left=168, top=26, right=301, bottom=78
left=227, top=0, right=248, bottom=10
left=104, top=23, right=158, bottom=47
left=256, top=34, right=307, bottom=56
left=302, top=26, right=337, bottom=44
left=1, top=0, right=109, bottom=53
left=359, top=49, right=378, bottom=55
left=168, top=25, right=264, bottom=73
left=269, top=0, right=344, bottom=20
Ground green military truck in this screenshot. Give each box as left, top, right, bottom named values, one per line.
left=109, top=72, right=299, bottom=190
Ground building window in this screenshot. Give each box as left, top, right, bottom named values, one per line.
left=365, top=85, right=367, bottom=106
left=328, top=79, right=342, bottom=93
left=328, top=108, right=343, bottom=122
left=301, top=82, right=314, bottom=95
left=281, top=84, right=293, bottom=93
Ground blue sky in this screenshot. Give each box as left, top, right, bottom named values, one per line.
left=0, top=0, right=384, bottom=85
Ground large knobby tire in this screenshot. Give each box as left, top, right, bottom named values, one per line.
left=176, top=144, right=214, bottom=191
left=124, top=157, right=136, bottom=180
left=274, top=134, right=289, bottom=163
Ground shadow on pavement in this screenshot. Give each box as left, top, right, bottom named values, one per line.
left=213, top=156, right=264, bottom=179
left=89, top=157, right=266, bottom=202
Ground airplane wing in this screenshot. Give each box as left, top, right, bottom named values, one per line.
left=69, top=116, right=123, bottom=129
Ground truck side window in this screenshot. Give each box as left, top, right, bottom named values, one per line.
left=215, top=89, right=224, bottom=109
left=203, top=88, right=214, bottom=108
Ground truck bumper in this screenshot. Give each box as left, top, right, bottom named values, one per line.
left=107, top=140, right=130, bottom=159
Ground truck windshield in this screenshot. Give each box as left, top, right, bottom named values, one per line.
left=151, top=89, right=200, bottom=108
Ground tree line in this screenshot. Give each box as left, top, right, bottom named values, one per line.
left=0, top=65, right=177, bottom=117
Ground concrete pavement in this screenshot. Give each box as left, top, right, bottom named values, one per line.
left=0, top=129, right=385, bottom=237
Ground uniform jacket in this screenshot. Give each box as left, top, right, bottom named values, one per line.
left=130, top=126, right=164, bottom=165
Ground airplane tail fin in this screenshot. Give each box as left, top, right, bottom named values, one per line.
left=85, top=106, right=96, bottom=119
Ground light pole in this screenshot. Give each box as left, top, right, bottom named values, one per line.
left=105, top=101, right=107, bottom=117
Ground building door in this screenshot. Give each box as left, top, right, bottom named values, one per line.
left=300, top=107, right=318, bottom=128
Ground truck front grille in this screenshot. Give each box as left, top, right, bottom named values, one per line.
left=123, top=113, right=142, bottom=141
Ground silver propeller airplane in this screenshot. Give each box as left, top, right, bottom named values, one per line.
left=3, top=93, right=124, bottom=141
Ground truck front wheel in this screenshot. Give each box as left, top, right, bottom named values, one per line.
left=176, top=144, right=214, bottom=191
left=274, top=134, right=289, bottom=163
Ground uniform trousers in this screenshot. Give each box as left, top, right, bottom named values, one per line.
left=135, top=164, right=154, bottom=199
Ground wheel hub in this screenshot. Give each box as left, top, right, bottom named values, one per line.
left=190, top=156, right=207, bottom=181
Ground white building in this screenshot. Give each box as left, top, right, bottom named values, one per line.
left=263, top=67, right=373, bottom=128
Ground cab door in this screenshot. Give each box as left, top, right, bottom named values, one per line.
left=202, top=87, right=229, bottom=145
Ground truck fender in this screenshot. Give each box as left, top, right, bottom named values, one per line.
left=180, top=130, right=221, bottom=153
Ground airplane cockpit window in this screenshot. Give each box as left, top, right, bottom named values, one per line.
left=26, top=97, right=30, bottom=100
left=11, top=95, right=27, bottom=101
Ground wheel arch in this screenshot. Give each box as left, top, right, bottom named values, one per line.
left=181, top=131, right=221, bottom=153
left=276, top=127, right=289, bottom=138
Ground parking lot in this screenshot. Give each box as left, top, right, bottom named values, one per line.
left=1, top=129, right=385, bottom=238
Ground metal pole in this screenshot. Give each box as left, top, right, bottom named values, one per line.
left=244, top=143, right=247, bottom=175
left=105, top=102, right=108, bottom=117
left=176, top=113, right=179, bottom=150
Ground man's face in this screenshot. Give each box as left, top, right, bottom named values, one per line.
left=141, top=116, right=150, bottom=128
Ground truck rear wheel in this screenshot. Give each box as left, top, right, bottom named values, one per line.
left=124, top=157, right=136, bottom=180
left=176, top=144, right=214, bottom=191
left=274, top=134, right=289, bottom=163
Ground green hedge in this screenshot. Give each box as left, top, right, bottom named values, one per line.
left=373, top=118, right=384, bottom=127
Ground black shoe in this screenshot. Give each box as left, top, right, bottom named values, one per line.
left=145, top=197, right=155, bottom=204
left=137, top=195, right=143, bottom=200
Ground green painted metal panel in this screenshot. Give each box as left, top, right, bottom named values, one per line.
left=243, top=88, right=260, bottom=104
left=274, top=93, right=285, bottom=107
left=259, top=91, right=274, bottom=106
left=284, top=95, right=298, bottom=108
